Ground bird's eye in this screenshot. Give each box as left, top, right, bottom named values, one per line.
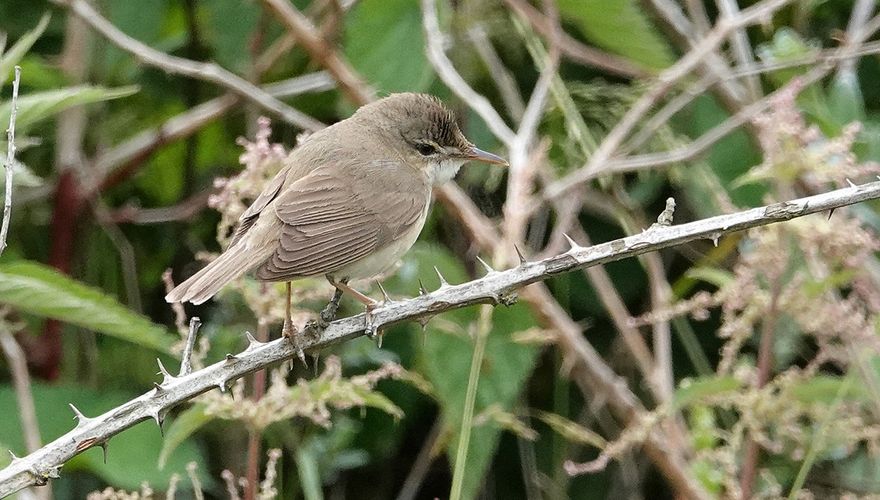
left=415, top=142, right=437, bottom=156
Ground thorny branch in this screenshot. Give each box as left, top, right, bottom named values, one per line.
left=3, top=180, right=880, bottom=496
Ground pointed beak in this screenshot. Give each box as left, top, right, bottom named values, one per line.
left=465, top=146, right=508, bottom=166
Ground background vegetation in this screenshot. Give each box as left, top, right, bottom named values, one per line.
left=2, top=0, right=880, bottom=498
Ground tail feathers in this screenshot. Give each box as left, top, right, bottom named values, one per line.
left=165, top=244, right=269, bottom=305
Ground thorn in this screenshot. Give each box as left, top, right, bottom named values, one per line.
left=513, top=244, right=527, bottom=265
left=217, top=380, right=227, bottom=393
left=152, top=410, right=165, bottom=435
left=418, top=279, right=428, bottom=296
left=828, top=207, right=836, bottom=220
left=68, top=403, right=88, bottom=423
left=8, top=450, right=18, bottom=461
left=846, top=178, right=857, bottom=188
left=375, top=330, right=385, bottom=348
left=99, top=441, right=108, bottom=464
left=156, top=359, right=175, bottom=384
left=225, top=353, right=238, bottom=364
left=245, top=331, right=264, bottom=350
left=433, top=266, right=449, bottom=287
left=153, top=382, right=166, bottom=393
left=376, top=281, right=391, bottom=302
left=476, top=256, right=494, bottom=274
left=296, top=348, right=307, bottom=367
left=562, top=233, right=579, bottom=250
left=711, top=235, right=719, bottom=248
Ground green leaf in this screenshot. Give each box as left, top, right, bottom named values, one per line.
left=533, top=409, right=606, bottom=448
left=393, top=245, right=540, bottom=499
left=0, top=13, right=49, bottom=88
left=685, top=267, right=735, bottom=289
left=202, top=0, right=261, bottom=73
left=0, top=384, right=208, bottom=491
left=296, top=443, right=326, bottom=500
left=788, top=375, right=870, bottom=404
left=0, top=85, right=139, bottom=135
left=158, top=404, right=212, bottom=468
left=0, top=159, right=42, bottom=188
left=344, top=0, right=435, bottom=94
left=827, top=71, right=865, bottom=126
left=556, top=0, right=673, bottom=70
left=0, top=261, right=174, bottom=353
left=672, top=376, right=742, bottom=410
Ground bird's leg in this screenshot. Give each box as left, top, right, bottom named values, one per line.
left=318, top=284, right=345, bottom=328
left=327, top=277, right=381, bottom=338
left=282, top=281, right=297, bottom=338
left=282, top=281, right=307, bottom=366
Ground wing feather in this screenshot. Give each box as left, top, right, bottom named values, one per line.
left=254, top=166, right=427, bottom=282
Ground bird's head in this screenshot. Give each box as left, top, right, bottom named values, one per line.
left=354, top=93, right=507, bottom=185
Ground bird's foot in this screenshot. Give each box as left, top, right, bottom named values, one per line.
left=281, top=317, right=297, bottom=338
left=282, top=319, right=307, bottom=367
left=317, top=288, right=344, bottom=329
left=363, top=301, right=382, bottom=345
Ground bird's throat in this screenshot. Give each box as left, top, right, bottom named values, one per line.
left=428, top=158, right=466, bottom=185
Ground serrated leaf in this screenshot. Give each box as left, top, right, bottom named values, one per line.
left=0, top=85, right=139, bottom=134
left=556, top=0, right=673, bottom=70
left=0, top=13, right=49, bottom=88
left=159, top=404, right=212, bottom=469
left=0, top=261, right=174, bottom=353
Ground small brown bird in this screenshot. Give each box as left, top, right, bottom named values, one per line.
left=166, top=93, right=506, bottom=340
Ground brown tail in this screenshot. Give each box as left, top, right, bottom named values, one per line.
left=165, top=243, right=271, bottom=305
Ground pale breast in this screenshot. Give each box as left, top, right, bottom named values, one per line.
left=331, top=203, right=429, bottom=281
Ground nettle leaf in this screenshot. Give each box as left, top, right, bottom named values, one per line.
left=159, top=404, right=212, bottom=469
left=0, top=261, right=174, bottom=353
left=394, top=245, right=540, bottom=499
left=0, top=13, right=50, bottom=88
left=0, top=85, right=138, bottom=135
left=556, top=0, right=673, bottom=70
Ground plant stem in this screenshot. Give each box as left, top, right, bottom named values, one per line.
left=449, top=304, right=493, bottom=500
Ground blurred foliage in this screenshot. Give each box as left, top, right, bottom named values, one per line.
left=0, top=1, right=880, bottom=499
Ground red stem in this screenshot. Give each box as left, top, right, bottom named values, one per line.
left=32, top=171, right=84, bottom=380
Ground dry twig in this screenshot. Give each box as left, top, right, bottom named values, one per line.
left=0, top=66, right=20, bottom=255
left=260, top=0, right=374, bottom=106
left=50, top=0, right=324, bottom=131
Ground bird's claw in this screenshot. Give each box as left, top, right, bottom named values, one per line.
left=282, top=319, right=308, bottom=367
left=282, top=318, right=297, bottom=339
left=363, top=303, right=379, bottom=339
left=318, top=304, right=338, bottom=329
